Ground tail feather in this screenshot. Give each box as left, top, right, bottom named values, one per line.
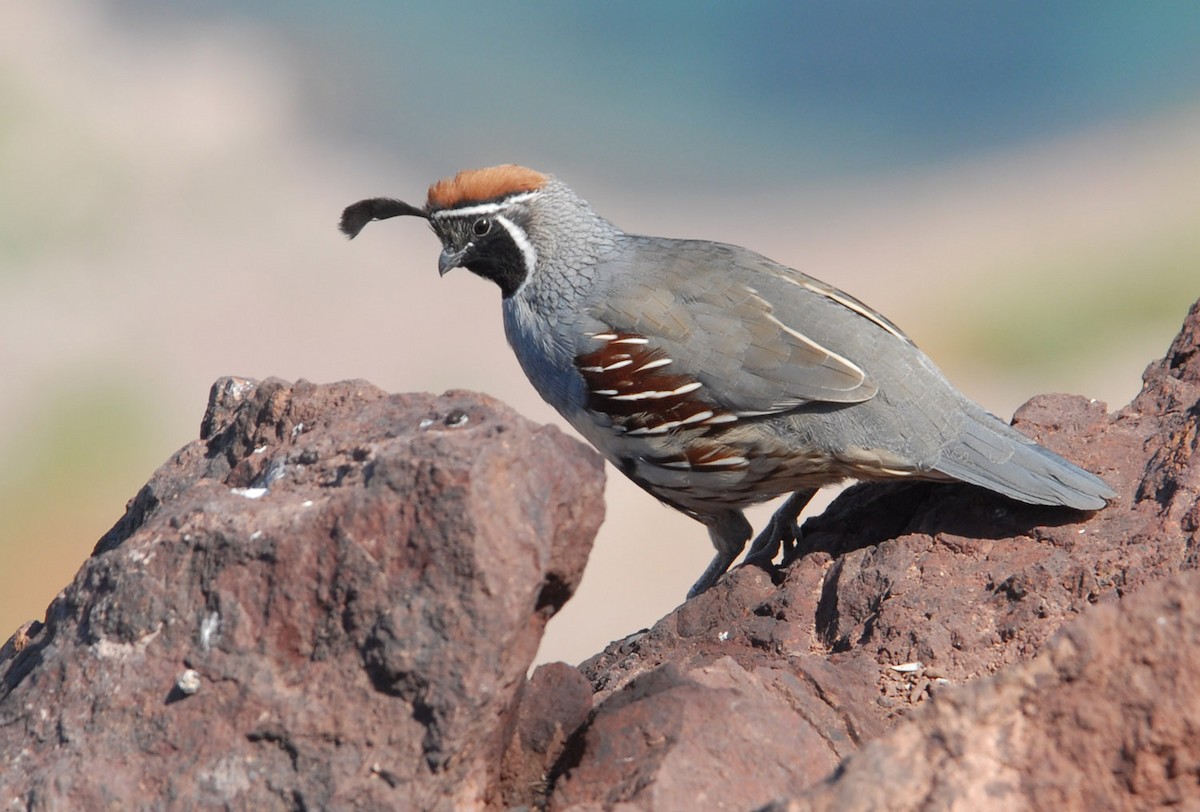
left=934, top=410, right=1115, bottom=510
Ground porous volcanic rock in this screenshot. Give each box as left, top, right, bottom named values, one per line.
left=0, top=380, right=605, bottom=810
left=4, top=297, right=1200, bottom=812
left=786, top=568, right=1200, bottom=811
left=545, top=299, right=1200, bottom=811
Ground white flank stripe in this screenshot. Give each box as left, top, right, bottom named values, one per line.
left=609, top=380, right=702, bottom=401
left=705, top=456, right=748, bottom=468
left=613, top=336, right=650, bottom=345
left=702, top=414, right=739, bottom=424
left=625, top=424, right=672, bottom=436
left=601, top=358, right=633, bottom=371
left=625, top=408, right=722, bottom=436
left=594, top=389, right=618, bottom=396
left=661, top=460, right=692, bottom=469
left=588, top=332, right=618, bottom=341
left=634, top=357, right=673, bottom=371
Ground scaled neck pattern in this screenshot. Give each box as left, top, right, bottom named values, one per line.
left=502, top=180, right=624, bottom=411
left=508, top=178, right=623, bottom=316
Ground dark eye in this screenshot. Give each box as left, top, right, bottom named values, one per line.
left=472, top=218, right=492, bottom=237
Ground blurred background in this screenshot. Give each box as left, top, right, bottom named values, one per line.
left=2, top=1, right=1198, bottom=665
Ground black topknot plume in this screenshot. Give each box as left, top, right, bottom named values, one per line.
left=339, top=197, right=428, bottom=239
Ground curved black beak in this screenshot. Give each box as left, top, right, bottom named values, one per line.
left=437, top=246, right=470, bottom=276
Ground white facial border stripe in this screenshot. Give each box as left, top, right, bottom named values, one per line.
left=495, top=214, right=537, bottom=276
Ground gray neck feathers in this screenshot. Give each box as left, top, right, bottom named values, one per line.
left=521, top=179, right=623, bottom=304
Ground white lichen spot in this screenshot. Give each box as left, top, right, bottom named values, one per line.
left=200, top=611, right=220, bottom=651
left=198, top=754, right=252, bottom=795
left=717, top=630, right=730, bottom=642
left=253, top=445, right=268, bottom=455
left=301, top=500, right=314, bottom=508
left=127, top=547, right=155, bottom=565
left=176, top=669, right=201, bottom=696
left=419, top=417, right=435, bottom=429
left=230, top=487, right=268, bottom=499
left=889, top=661, right=924, bottom=673
left=93, top=626, right=162, bottom=659
left=250, top=530, right=263, bottom=541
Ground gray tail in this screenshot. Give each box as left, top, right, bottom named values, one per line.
left=934, top=407, right=1115, bottom=510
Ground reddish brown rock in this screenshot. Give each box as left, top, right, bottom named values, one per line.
left=545, top=299, right=1200, bottom=810
left=0, top=379, right=605, bottom=810
left=4, top=297, right=1200, bottom=812
left=499, top=662, right=594, bottom=809
left=785, top=568, right=1200, bottom=811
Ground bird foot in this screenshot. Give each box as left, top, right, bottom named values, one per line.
left=740, top=489, right=815, bottom=572
left=741, top=517, right=800, bottom=571
left=687, top=552, right=737, bottom=599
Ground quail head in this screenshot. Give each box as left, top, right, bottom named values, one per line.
left=340, top=164, right=1116, bottom=598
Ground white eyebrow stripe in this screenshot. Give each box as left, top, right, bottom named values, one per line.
left=429, top=191, right=540, bottom=219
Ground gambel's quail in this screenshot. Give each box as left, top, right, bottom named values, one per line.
left=340, top=164, right=1115, bottom=597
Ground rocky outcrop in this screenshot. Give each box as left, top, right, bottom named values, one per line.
left=3, top=299, right=1199, bottom=811
left=548, top=299, right=1200, bottom=811
left=0, top=381, right=605, bottom=810
left=789, top=568, right=1200, bottom=811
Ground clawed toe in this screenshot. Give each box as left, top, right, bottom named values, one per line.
left=740, top=489, right=815, bottom=572
left=741, top=521, right=797, bottom=570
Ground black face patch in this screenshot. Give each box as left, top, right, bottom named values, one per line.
left=465, top=229, right=527, bottom=298
left=435, top=214, right=530, bottom=298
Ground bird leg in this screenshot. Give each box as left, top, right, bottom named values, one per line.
left=687, top=509, right=752, bottom=599
left=741, top=489, right=817, bottom=571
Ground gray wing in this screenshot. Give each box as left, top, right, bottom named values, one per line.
left=574, top=237, right=1116, bottom=509
left=584, top=238, right=903, bottom=416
